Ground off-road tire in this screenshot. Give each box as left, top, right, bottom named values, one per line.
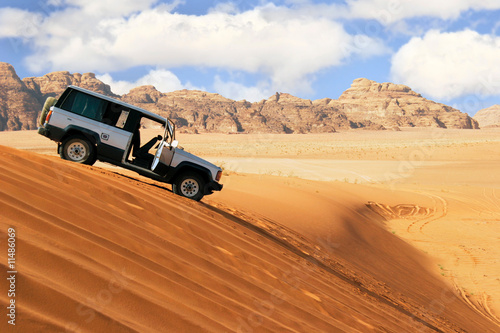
left=173, top=172, right=205, bottom=201
left=39, top=97, right=57, bottom=126
left=60, top=136, right=96, bottom=165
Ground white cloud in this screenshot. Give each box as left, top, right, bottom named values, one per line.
left=208, top=2, right=239, bottom=14
left=97, top=68, right=202, bottom=95
left=96, top=74, right=135, bottom=95
left=20, top=3, right=386, bottom=96
left=213, top=76, right=272, bottom=102
left=346, top=0, right=500, bottom=24
left=257, top=1, right=500, bottom=25
left=58, top=0, right=163, bottom=17
left=391, top=30, right=500, bottom=100
left=0, top=8, right=43, bottom=38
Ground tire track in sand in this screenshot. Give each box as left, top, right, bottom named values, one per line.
left=416, top=192, right=448, bottom=234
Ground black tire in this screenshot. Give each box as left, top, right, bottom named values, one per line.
left=60, top=136, right=96, bottom=165
left=39, top=97, right=57, bottom=126
left=172, top=172, right=205, bottom=201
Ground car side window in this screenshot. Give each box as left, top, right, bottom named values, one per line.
left=102, top=103, right=130, bottom=128
left=115, top=110, right=129, bottom=128
left=59, top=90, right=107, bottom=121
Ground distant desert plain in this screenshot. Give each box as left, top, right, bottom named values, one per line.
left=1, top=128, right=500, bottom=332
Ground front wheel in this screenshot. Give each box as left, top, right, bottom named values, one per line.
left=173, top=173, right=205, bottom=201
left=60, top=136, right=96, bottom=165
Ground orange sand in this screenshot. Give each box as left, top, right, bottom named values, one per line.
left=0, top=128, right=499, bottom=332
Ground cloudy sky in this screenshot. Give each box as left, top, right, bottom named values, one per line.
left=1, top=0, right=500, bottom=115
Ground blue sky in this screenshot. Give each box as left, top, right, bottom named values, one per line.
left=1, top=0, right=500, bottom=115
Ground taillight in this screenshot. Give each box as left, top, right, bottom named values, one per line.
left=216, top=170, right=222, bottom=182
left=45, top=109, right=53, bottom=123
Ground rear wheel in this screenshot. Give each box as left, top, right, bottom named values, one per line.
left=173, top=172, right=205, bottom=201
left=60, top=136, right=96, bottom=165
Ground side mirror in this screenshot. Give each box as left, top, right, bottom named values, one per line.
left=171, top=140, right=179, bottom=148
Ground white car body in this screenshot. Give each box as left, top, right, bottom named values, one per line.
left=38, top=85, right=223, bottom=200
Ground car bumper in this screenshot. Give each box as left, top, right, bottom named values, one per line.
left=37, top=126, right=50, bottom=137
left=204, top=181, right=223, bottom=195
left=38, top=124, right=65, bottom=142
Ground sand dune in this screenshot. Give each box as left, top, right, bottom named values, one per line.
left=1, top=128, right=500, bottom=332
left=208, top=173, right=500, bottom=330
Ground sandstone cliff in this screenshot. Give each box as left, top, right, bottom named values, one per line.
left=473, top=105, right=500, bottom=128
left=0, top=63, right=40, bottom=130
left=0, top=62, right=480, bottom=132
left=120, top=79, right=478, bottom=133
left=333, top=78, right=478, bottom=129
left=23, top=71, right=117, bottom=106
left=121, top=88, right=347, bottom=134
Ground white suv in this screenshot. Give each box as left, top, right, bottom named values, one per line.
left=38, top=85, right=223, bottom=201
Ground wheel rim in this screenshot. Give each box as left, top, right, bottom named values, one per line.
left=180, top=178, right=199, bottom=197
left=67, top=142, right=87, bottom=161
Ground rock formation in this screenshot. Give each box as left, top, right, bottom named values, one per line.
left=23, top=71, right=117, bottom=106
left=473, top=105, right=500, bottom=128
left=0, top=62, right=480, bottom=132
left=332, top=78, right=478, bottom=129
left=0, top=63, right=40, bottom=130
left=121, top=88, right=345, bottom=133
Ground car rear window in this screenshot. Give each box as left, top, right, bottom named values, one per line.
left=59, top=90, right=107, bottom=121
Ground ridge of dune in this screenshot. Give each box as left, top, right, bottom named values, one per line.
left=0, top=145, right=499, bottom=332
left=209, top=174, right=500, bottom=331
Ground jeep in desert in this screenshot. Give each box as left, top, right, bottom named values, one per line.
left=37, top=85, right=223, bottom=201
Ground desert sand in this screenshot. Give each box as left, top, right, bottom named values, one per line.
left=0, top=128, right=499, bottom=332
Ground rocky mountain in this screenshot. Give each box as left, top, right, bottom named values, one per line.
left=120, top=78, right=478, bottom=133
left=0, top=63, right=41, bottom=130
left=121, top=87, right=347, bottom=134
left=0, top=62, right=117, bottom=131
left=473, top=105, right=500, bottom=128
left=0, top=62, right=480, bottom=132
left=23, top=71, right=118, bottom=106
left=333, top=78, right=478, bottom=129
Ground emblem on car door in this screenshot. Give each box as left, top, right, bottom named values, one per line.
left=101, top=133, right=110, bottom=141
